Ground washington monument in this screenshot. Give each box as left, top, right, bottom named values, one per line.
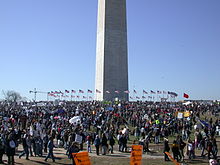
left=95, top=0, right=129, bottom=101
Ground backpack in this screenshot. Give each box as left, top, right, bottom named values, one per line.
left=9, top=140, right=16, bottom=148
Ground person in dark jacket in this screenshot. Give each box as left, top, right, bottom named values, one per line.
left=101, top=133, right=108, bottom=155
left=0, top=134, right=5, bottom=164
left=19, top=134, right=29, bottom=160
left=94, top=135, right=101, bottom=155
left=68, top=142, right=80, bottom=165
left=172, top=140, right=181, bottom=162
left=163, top=137, right=170, bottom=161
left=109, top=135, right=115, bottom=154
left=5, top=133, right=16, bottom=165
left=44, top=137, right=55, bottom=162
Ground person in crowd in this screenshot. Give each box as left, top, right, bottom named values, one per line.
left=172, top=140, right=181, bottom=162
left=86, top=135, right=92, bottom=153
left=44, top=137, right=55, bottom=162
left=19, top=133, right=29, bottom=160
left=109, top=135, right=115, bottom=154
left=68, top=142, right=80, bottom=165
left=94, top=135, right=101, bottom=156
left=0, top=134, right=5, bottom=164
left=5, top=132, right=16, bottom=165
left=163, top=137, right=170, bottom=161
left=101, top=133, right=108, bottom=155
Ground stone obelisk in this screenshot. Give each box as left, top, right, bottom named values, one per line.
left=95, top=0, right=128, bottom=101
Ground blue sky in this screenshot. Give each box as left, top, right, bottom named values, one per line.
left=0, top=0, right=220, bottom=101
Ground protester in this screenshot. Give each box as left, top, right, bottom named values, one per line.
left=163, top=137, right=170, bottom=161
left=44, top=137, right=55, bottom=162
left=0, top=99, right=219, bottom=164
left=94, top=135, right=101, bottom=155
left=68, top=142, right=80, bottom=165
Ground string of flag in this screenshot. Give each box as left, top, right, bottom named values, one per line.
left=46, top=89, right=188, bottom=100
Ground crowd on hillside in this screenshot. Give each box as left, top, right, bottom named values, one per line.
left=0, top=100, right=219, bottom=164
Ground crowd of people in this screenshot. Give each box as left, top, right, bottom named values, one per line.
left=0, top=100, right=219, bottom=164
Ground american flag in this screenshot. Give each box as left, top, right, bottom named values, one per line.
left=150, top=90, right=156, bottom=94
left=124, top=90, right=129, bottom=93
left=87, top=89, right=92, bottom=93
left=65, top=90, right=69, bottom=93
left=79, top=89, right=84, bottom=93
left=157, top=90, right=162, bottom=94
left=115, top=90, right=119, bottom=94
left=71, top=90, right=76, bottom=93
left=106, top=90, right=110, bottom=94
left=143, top=90, right=148, bottom=94
left=96, top=89, right=101, bottom=93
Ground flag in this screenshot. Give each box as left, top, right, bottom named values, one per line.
left=71, top=90, right=76, bottom=93
left=115, top=90, right=119, bottom=94
left=168, top=91, right=178, bottom=97
left=143, top=90, right=148, bottom=94
left=124, top=90, right=129, bottom=93
left=183, top=93, right=189, bottom=98
left=133, top=89, right=137, bottom=93
left=87, top=89, right=93, bottom=93
left=79, top=89, right=84, bottom=93
left=65, top=90, right=69, bottom=93
left=157, top=90, right=162, bottom=94
left=106, top=90, right=110, bottom=94
left=96, top=89, right=101, bottom=93
left=150, top=90, right=156, bottom=94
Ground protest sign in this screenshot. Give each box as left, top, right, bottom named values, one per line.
left=177, top=112, right=183, bottom=119
left=75, top=134, right=82, bottom=144
left=184, top=111, right=190, bottom=117
left=130, top=145, right=143, bottom=165
left=72, top=151, right=91, bottom=165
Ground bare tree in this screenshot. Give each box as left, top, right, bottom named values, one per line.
left=2, top=90, right=22, bottom=102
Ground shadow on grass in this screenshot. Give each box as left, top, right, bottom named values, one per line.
left=184, top=159, right=208, bottom=164
left=105, top=154, right=128, bottom=158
